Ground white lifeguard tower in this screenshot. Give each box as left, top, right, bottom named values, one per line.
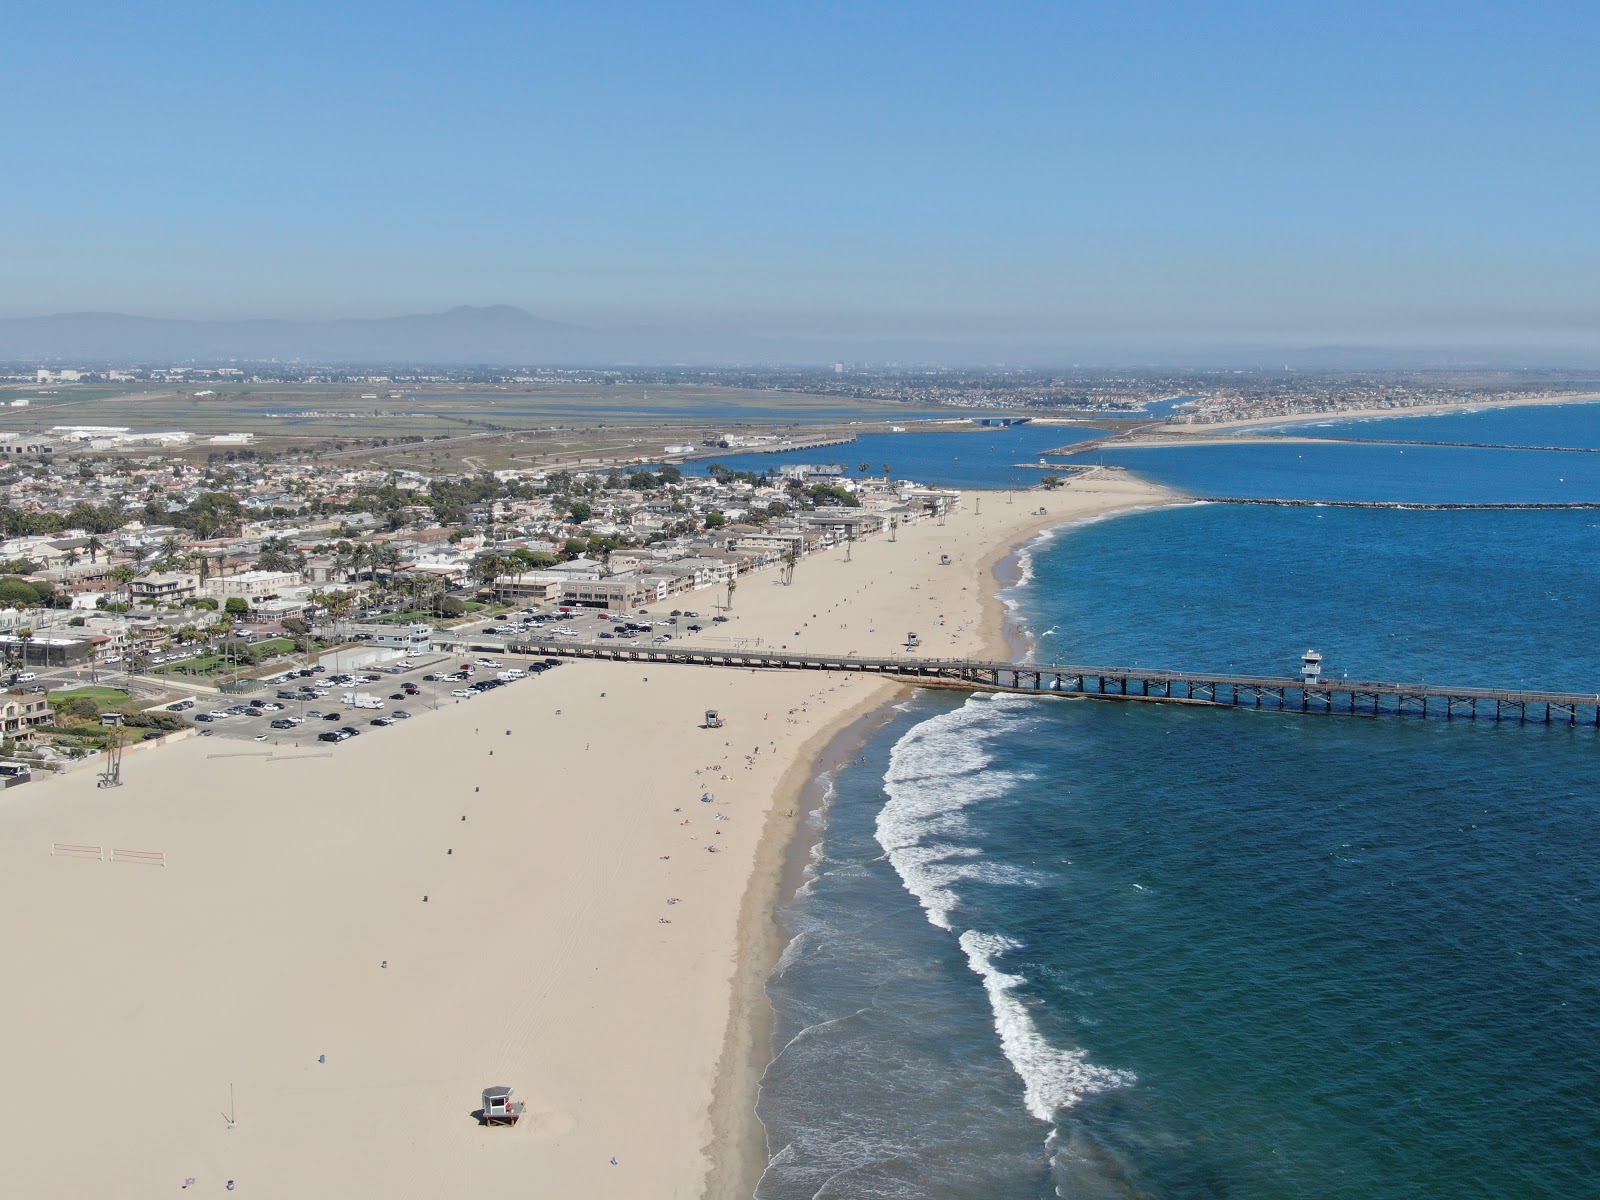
left=1301, top=650, right=1323, bottom=685
left=480, top=1085, right=525, bottom=1126
left=704, top=709, right=723, bottom=729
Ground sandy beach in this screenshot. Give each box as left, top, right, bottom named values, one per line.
left=0, top=469, right=1171, bottom=1199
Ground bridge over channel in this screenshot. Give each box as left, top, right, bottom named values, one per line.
left=516, top=642, right=1600, bottom=726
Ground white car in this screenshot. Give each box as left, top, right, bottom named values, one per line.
left=475, top=658, right=501, bottom=668
left=652, top=634, right=672, bottom=643
left=206, top=710, right=231, bottom=719
left=451, top=688, right=474, bottom=698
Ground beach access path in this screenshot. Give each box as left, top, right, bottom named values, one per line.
left=0, top=469, right=1171, bottom=1200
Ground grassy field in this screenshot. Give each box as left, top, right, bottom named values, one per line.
left=44, top=686, right=131, bottom=710
left=0, top=381, right=923, bottom=445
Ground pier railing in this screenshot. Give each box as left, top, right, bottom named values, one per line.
left=512, top=641, right=1600, bottom=726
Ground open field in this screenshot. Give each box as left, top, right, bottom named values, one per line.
left=0, top=381, right=975, bottom=470
left=0, top=381, right=935, bottom=441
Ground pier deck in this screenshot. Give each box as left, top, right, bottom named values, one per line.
left=516, top=642, right=1600, bottom=726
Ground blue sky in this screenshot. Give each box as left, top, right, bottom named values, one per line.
left=5, top=1, right=1598, bottom=348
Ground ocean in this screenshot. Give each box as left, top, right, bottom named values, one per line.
left=754, top=409, right=1600, bottom=1199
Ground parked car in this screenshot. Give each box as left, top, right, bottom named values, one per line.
left=194, top=713, right=214, bottom=723
left=167, top=700, right=194, bottom=711
left=686, top=624, right=702, bottom=632
left=392, top=709, right=412, bottom=719
left=450, top=689, right=474, bottom=698
left=317, top=730, right=343, bottom=743
left=308, top=710, right=324, bottom=718
left=370, top=717, right=393, bottom=727
left=338, top=726, right=360, bottom=737
left=270, top=718, right=295, bottom=729
left=322, top=711, right=342, bottom=721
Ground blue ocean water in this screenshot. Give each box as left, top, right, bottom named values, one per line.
left=688, top=425, right=1101, bottom=491
left=756, top=410, right=1600, bottom=1199
left=1068, top=441, right=1600, bottom=502
left=1277, top=398, right=1600, bottom=448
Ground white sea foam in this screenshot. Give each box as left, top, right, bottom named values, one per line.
left=959, top=931, right=1136, bottom=1121
left=877, top=694, right=1134, bottom=1120
left=876, top=694, right=1035, bottom=929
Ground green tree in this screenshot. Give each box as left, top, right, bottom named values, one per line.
left=0, top=578, right=41, bottom=607
left=569, top=500, right=593, bottom=523
left=224, top=596, right=250, bottom=616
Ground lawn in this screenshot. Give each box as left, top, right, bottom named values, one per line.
left=44, top=686, right=131, bottom=710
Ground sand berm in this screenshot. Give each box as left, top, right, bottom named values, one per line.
left=0, top=469, right=1170, bottom=1198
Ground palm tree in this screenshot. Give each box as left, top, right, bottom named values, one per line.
left=725, top=575, right=737, bottom=610
left=474, top=554, right=507, bottom=588
left=781, top=547, right=798, bottom=586
left=85, top=535, right=105, bottom=564
left=889, top=515, right=899, bottom=542
left=109, top=565, right=136, bottom=604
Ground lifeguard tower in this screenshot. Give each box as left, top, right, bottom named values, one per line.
left=480, top=1086, right=525, bottom=1126
left=704, top=709, right=723, bottom=729
left=1301, top=650, right=1324, bottom=686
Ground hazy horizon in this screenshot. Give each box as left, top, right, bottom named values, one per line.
left=6, top=3, right=1599, bottom=355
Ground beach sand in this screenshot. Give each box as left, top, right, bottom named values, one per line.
left=1163, top=391, right=1600, bottom=434
left=0, top=469, right=1170, bottom=1199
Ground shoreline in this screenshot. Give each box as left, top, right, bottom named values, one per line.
left=1163, top=390, right=1600, bottom=435
left=712, top=478, right=1183, bottom=1200
left=701, top=679, right=900, bottom=1200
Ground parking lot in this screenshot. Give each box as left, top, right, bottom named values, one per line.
left=179, top=651, right=566, bottom=747
left=459, top=604, right=732, bottom=651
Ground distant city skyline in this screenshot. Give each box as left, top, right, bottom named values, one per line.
left=5, top=2, right=1599, bottom=353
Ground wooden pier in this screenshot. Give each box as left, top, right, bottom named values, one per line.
left=515, top=643, right=1600, bottom=726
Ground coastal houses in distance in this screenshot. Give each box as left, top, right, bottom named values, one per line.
left=0, top=444, right=959, bottom=681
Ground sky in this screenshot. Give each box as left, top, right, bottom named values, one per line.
left=5, top=1, right=1599, bottom=352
